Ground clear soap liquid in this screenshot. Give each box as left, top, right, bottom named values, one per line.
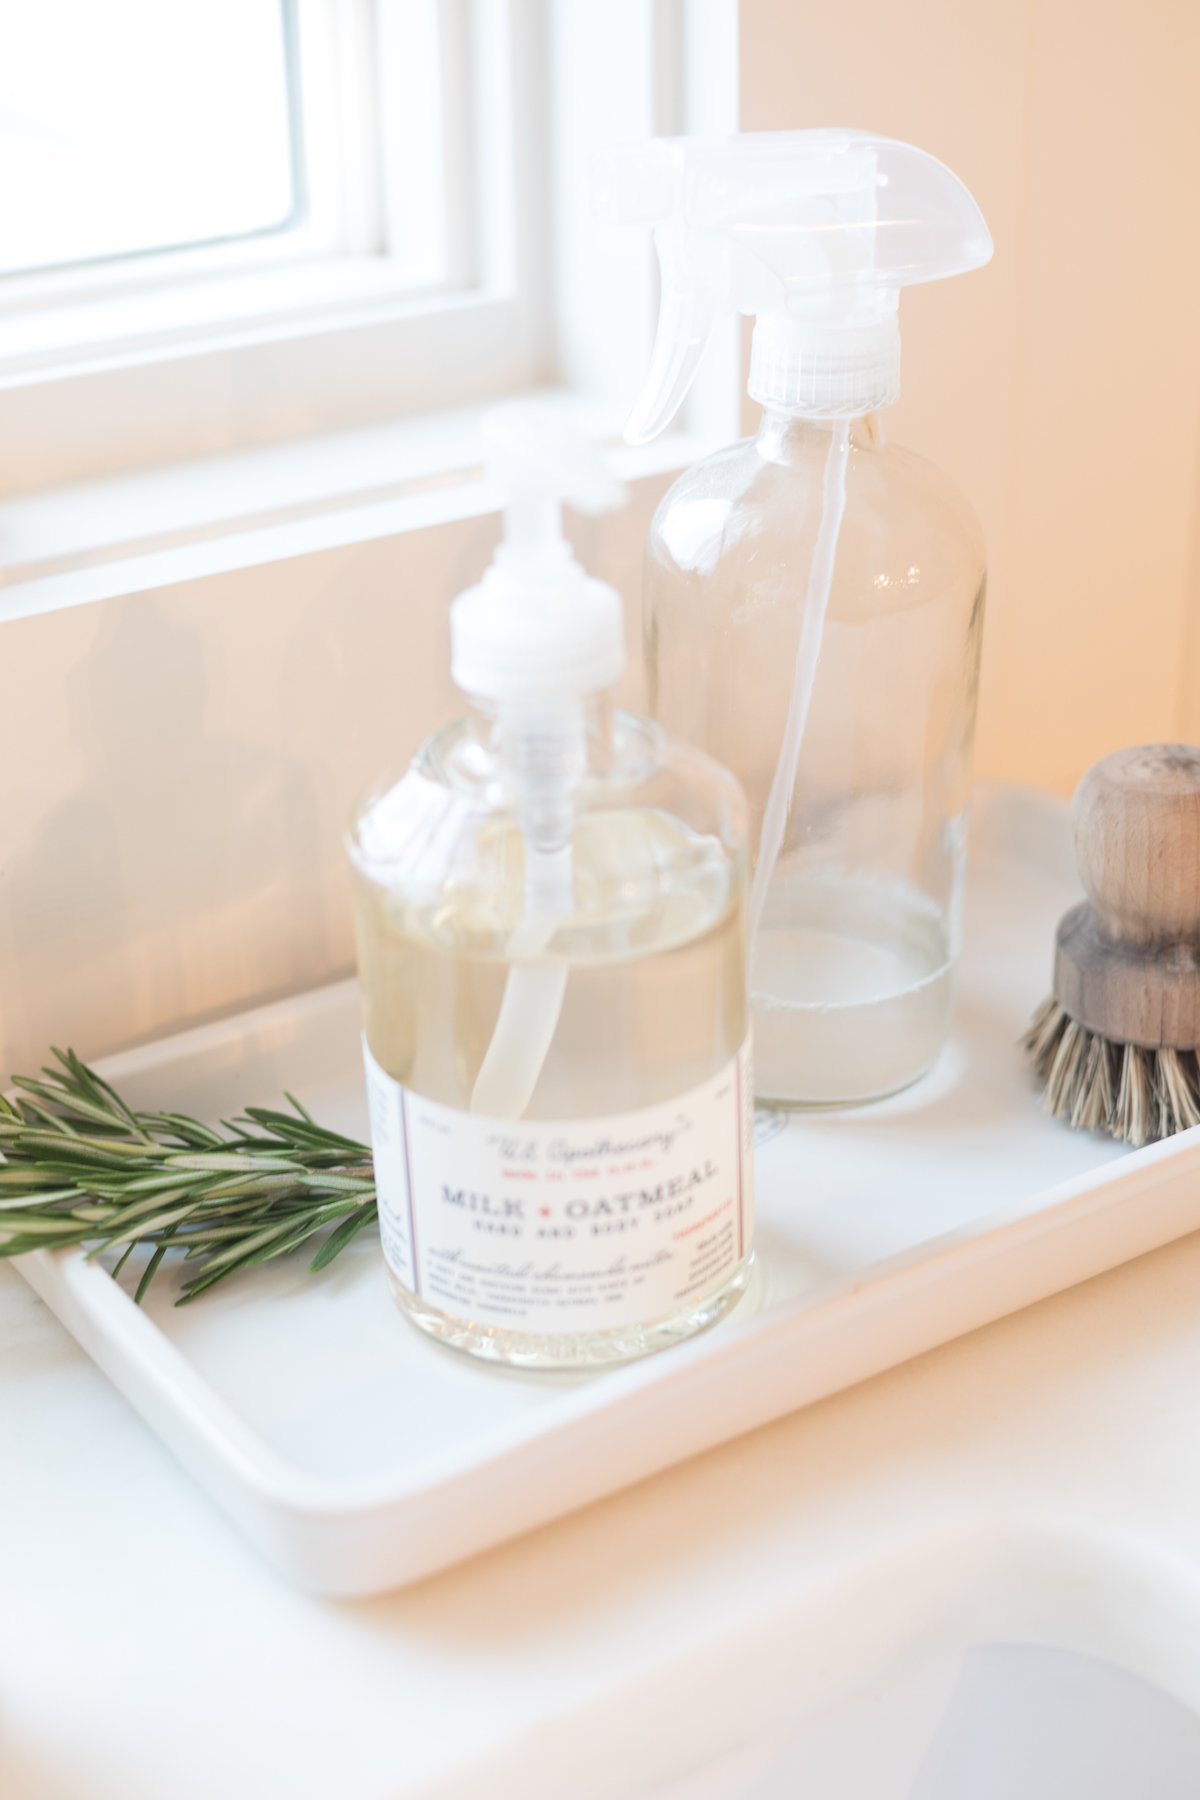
left=352, top=808, right=753, bottom=1368
left=751, top=872, right=954, bottom=1107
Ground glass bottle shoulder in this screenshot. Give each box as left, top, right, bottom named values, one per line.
left=646, top=418, right=984, bottom=620
left=346, top=709, right=747, bottom=961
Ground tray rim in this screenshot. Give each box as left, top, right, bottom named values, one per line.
left=19, top=1106, right=1200, bottom=1522
left=14, top=784, right=1200, bottom=1589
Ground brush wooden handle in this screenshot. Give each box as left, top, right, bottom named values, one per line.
left=1054, top=745, right=1200, bottom=1049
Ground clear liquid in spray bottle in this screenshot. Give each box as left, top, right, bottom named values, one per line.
left=594, top=132, right=992, bottom=1108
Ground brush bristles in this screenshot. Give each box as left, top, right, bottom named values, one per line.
left=1023, top=997, right=1200, bottom=1146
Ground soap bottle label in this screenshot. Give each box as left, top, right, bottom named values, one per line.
left=363, top=1039, right=754, bottom=1335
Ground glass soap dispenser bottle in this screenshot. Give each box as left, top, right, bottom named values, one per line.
left=593, top=132, right=992, bottom=1107
left=347, top=404, right=753, bottom=1370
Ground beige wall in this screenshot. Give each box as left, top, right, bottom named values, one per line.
left=741, top=0, right=1200, bottom=794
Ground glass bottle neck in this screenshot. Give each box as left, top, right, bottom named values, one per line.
left=754, top=407, right=886, bottom=464
left=469, top=692, right=617, bottom=776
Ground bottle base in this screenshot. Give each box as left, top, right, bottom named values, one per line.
left=755, top=1060, right=937, bottom=1111
left=751, top=872, right=955, bottom=1107
left=384, top=1257, right=755, bottom=1372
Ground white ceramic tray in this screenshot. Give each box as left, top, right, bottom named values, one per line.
left=17, top=787, right=1200, bottom=1596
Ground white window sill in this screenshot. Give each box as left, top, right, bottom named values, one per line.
left=0, top=393, right=722, bottom=623
left=0, top=259, right=487, bottom=379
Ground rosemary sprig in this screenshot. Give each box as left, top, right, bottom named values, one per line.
left=0, top=1048, right=378, bottom=1304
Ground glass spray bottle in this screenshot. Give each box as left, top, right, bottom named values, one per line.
left=348, top=405, right=753, bottom=1370
left=593, top=132, right=992, bottom=1108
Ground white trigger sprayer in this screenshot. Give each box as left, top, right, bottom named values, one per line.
left=451, top=402, right=628, bottom=1120
left=591, top=131, right=992, bottom=945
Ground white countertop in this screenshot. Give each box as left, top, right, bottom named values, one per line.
left=6, top=1227, right=1200, bottom=1799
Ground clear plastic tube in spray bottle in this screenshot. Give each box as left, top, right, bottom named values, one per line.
left=747, top=417, right=851, bottom=946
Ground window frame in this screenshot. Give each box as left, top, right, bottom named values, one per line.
left=0, top=0, right=548, bottom=492
left=0, top=0, right=741, bottom=619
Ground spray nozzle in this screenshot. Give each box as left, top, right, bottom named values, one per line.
left=452, top=401, right=629, bottom=708
left=590, top=130, right=993, bottom=438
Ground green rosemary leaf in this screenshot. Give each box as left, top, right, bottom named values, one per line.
left=161, top=1151, right=304, bottom=1176
left=0, top=1213, right=99, bottom=1237
left=134, top=1235, right=176, bottom=1305
left=94, top=1169, right=218, bottom=1198
left=309, top=1201, right=377, bottom=1272
left=241, top=1105, right=367, bottom=1150
left=11, top=1096, right=84, bottom=1137
left=177, top=1234, right=306, bottom=1301
left=6, top=1132, right=156, bottom=1164
left=243, top=1214, right=345, bottom=1267
left=173, top=1215, right=313, bottom=1277
left=176, top=1259, right=257, bottom=1303
left=0, top=1167, right=83, bottom=1189
left=111, top=1238, right=141, bottom=1283
left=178, top=1221, right=282, bottom=1251
left=0, top=1187, right=85, bottom=1206
left=10, top=1076, right=133, bottom=1135
left=95, top=1201, right=210, bottom=1252
left=290, top=1171, right=375, bottom=1194
left=54, top=1047, right=150, bottom=1138
left=185, top=1174, right=300, bottom=1203
left=134, top=1112, right=227, bottom=1150
left=0, top=1236, right=56, bottom=1258
left=87, top=1188, right=195, bottom=1233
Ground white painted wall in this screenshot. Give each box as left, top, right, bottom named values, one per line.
left=0, top=483, right=663, bottom=1073
left=741, top=0, right=1200, bottom=795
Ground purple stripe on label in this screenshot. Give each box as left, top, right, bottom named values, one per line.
left=734, top=1046, right=744, bottom=1261
left=399, top=1087, right=420, bottom=1296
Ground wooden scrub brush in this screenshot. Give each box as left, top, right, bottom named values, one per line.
left=1024, top=745, right=1200, bottom=1146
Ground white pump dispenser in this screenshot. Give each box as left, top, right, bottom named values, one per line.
left=591, top=130, right=992, bottom=438
left=451, top=402, right=627, bottom=707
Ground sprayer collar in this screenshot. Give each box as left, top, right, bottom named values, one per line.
left=748, top=315, right=900, bottom=418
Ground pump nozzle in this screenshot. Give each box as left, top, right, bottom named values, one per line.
left=591, top=130, right=993, bottom=437
left=484, top=399, right=626, bottom=516
left=453, top=401, right=628, bottom=708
